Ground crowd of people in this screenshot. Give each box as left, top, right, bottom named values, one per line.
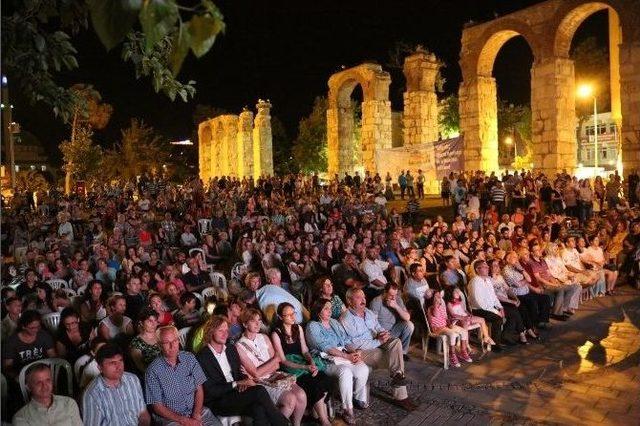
left=1, top=168, right=639, bottom=425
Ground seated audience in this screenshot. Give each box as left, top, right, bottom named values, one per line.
left=368, top=283, right=414, bottom=356
left=12, top=363, right=82, bottom=426
left=306, top=298, right=370, bottom=425
left=196, top=315, right=289, bottom=425
left=98, top=295, right=134, bottom=341
left=236, top=308, right=307, bottom=426
left=145, top=326, right=218, bottom=425
left=83, top=343, right=151, bottom=425
left=340, top=288, right=416, bottom=411
left=129, top=308, right=161, bottom=373
left=426, top=290, right=473, bottom=367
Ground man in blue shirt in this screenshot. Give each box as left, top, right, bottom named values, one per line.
left=340, top=288, right=416, bottom=412
left=83, top=344, right=151, bottom=426
left=145, top=326, right=220, bottom=426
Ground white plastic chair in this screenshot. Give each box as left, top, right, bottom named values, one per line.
left=42, top=312, right=61, bottom=333
left=215, top=415, right=243, bottom=426
left=330, top=264, right=340, bottom=274
left=209, top=271, right=228, bottom=291
left=18, top=358, right=73, bottom=402
left=60, top=287, right=77, bottom=298
left=76, top=284, right=87, bottom=296
left=178, top=326, right=192, bottom=349
left=414, top=299, right=452, bottom=369
left=198, top=219, right=212, bottom=235
left=189, top=247, right=206, bottom=259
left=201, top=286, right=219, bottom=300
left=46, top=279, right=68, bottom=290
left=193, top=292, right=205, bottom=311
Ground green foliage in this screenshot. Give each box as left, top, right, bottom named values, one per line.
left=1, top=0, right=225, bottom=122
left=60, top=125, right=103, bottom=182
left=15, top=170, right=51, bottom=193
left=438, top=95, right=460, bottom=139
left=101, top=119, right=169, bottom=181
left=292, top=97, right=328, bottom=173
left=272, top=116, right=296, bottom=175
left=121, top=31, right=196, bottom=101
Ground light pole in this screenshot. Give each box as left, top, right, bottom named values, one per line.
left=504, top=135, right=516, bottom=165
left=577, top=84, right=598, bottom=175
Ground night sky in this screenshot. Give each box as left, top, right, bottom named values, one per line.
left=9, top=0, right=607, bottom=165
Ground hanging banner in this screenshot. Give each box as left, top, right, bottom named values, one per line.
left=433, top=136, right=464, bottom=177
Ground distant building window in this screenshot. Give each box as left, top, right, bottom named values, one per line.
left=41, top=165, right=46, bottom=171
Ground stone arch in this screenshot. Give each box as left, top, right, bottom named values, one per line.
left=198, top=123, right=212, bottom=182
left=327, top=63, right=391, bottom=176
left=459, top=19, right=539, bottom=172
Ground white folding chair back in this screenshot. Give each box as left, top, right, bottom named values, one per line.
left=331, top=264, right=340, bottom=274
left=193, top=292, right=205, bottom=311
left=198, top=219, right=212, bottom=235
left=76, top=284, right=87, bottom=296
left=215, top=415, right=243, bottom=426
left=189, top=248, right=206, bottom=259
left=209, top=272, right=227, bottom=291
left=230, top=262, right=246, bottom=282
left=178, top=326, right=192, bottom=349
left=60, top=287, right=77, bottom=298
left=201, top=286, right=219, bottom=300
left=18, top=358, right=73, bottom=402
left=42, top=312, right=61, bottom=333
left=46, top=279, right=68, bottom=290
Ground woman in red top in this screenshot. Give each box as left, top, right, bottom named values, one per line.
left=148, top=293, right=174, bottom=326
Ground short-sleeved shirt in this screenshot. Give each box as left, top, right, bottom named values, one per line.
left=13, top=394, right=82, bottom=426
left=527, top=257, right=555, bottom=286
left=2, top=330, right=54, bottom=374
left=83, top=373, right=147, bottom=426
left=145, top=351, right=207, bottom=417
left=368, top=295, right=408, bottom=331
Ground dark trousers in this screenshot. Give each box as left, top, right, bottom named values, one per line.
left=417, top=183, right=424, bottom=199
left=518, top=292, right=551, bottom=325
left=208, top=386, right=289, bottom=426
left=471, top=309, right=503, bottom=344
left=502, top=302, right=525, bottom=339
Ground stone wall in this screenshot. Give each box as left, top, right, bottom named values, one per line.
left=198, top=100, right=273, bottom=183
left=402, top=52, right=440, bottom=145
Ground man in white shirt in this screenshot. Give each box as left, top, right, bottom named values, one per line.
left=13, top=364, right=83, bottom=426
left=468, top=260, right=505, bottom=350
left=361, top=246, right=392, bottom=300
left=196, top=316, right=288, bottom=425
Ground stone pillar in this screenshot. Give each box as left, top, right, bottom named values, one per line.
left=530, top=57, right=576, bottom=174
left=220, top=115, right=239, bottom=177
left=212, top=119, right=223, bottom=177
left=361, top=100, right=392, bottom=173
left=402, top=52, right=439, bottom=145
left=253, top=99, right=273, bottom=179
left=198, top=122, right=207, bottom=182
left=609, top=9, right=622, bottom=127
left=327, top=107, right=340, bottom=176
left=619, top=41, right=640, bottom=174
left=459, top=76, right=499, bottom=171
left=338, top=104, right=356, bottom=174
left=237, top=108, right=254, bottom=179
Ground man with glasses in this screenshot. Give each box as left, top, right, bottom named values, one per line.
left=145, top=326, right=220, bottom=425
left=83, top=343, right=151, bottom=426
left=468, top=260, right=505, bottom=351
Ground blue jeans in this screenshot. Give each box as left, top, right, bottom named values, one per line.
left=389, top=320, right=415, bottom=354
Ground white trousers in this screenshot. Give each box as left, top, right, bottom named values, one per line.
left=325, top=361, right=370, bottom=409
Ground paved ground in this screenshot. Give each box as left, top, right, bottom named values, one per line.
left=340, top=286, right=640, bottom=425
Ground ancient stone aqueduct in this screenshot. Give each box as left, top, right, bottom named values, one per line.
left=327, top=0, right=640, bottom=177
left=200, top=0, right=640, bottom=182
left=198, top=99, right=273, bottom=182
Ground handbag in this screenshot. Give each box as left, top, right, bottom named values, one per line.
left=319, top=351, right=352, bottom=366
left=283, top=353, right=327, bottom=378
left=258, top=371, right=297, bottom=390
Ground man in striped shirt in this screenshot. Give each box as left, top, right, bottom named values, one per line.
left=490, top=182, right=507, bottom=215
left=83, top=343, right=151, bottom=426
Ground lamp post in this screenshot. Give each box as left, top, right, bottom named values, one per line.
left=577, top=84, right=598, bottom=175
left=504, top=135, right=516, bottom=166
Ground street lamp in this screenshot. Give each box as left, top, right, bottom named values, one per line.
left=504, top=135, right=516, bottom=165
left=577, top=83, right=598, bottom=175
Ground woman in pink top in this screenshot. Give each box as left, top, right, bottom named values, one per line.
left=426, top=291, right=473, bottom=368
left=444, top=287, right=494, bottom=350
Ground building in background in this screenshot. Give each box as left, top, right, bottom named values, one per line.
left=576, top=111, right=619, bottom=170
